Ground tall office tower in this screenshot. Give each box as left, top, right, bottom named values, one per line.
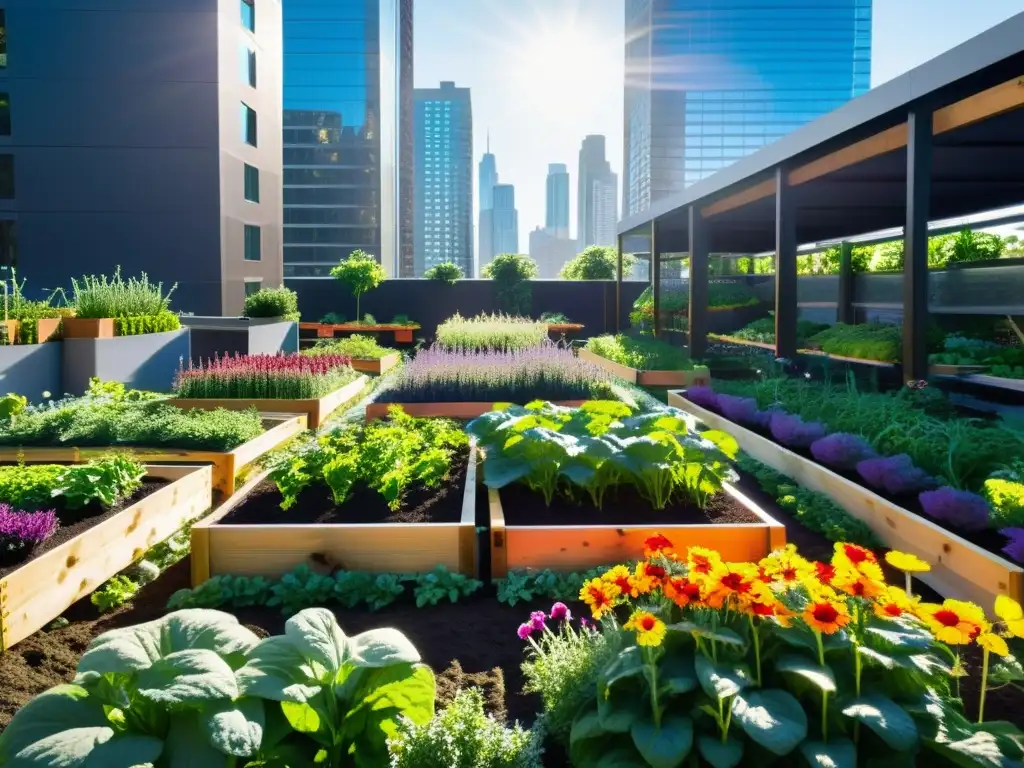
left=398, top=0, right=415, bottom=277
left=414, top=82, right=474, bottom=277
left=283, top=0, right=413, bottom=279
left=592, top=176, right=619, bottom=248
left=490, top=184, right=519, bottom=258
left=545, top=163, right=570, bottom=239
left=529, top=227, right=577, bottom=279
left=577, top=135, right=618, bottom=249
left=623, top=0, right=872, bottom=216
left=0, top=0, right=284, bottom=315
left=478, top=137, right=499, bottom=270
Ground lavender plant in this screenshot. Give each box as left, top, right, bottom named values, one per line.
left=1002, top=527, right=1024, bottom=563
left=685, top=386, right=719, bottom=411
left=716, top=394, right=766, bottom=427
left=919, top=487, right=991, bottom=532
left=856, top=454, right=936, bottom=496
left=0, top=506, right=58, bottom=562
left=810, top=432, right=877, bottom=471
left=769, top=412, right=826, bottom=448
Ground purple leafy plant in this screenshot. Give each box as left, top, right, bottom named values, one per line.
left=810, top=433, right=877, bottom=471
left=919, top=487, right=990, bottom=532
left=685, top=386, right=719, bottom=412
left=0, top=505, right=59, bottom=559
left=856, top=454, right=936, bottom=496
left=716, top=395, right=762, bottom=427
left=1001, top=528, right=1024, bottom=563
left=769, top=412, right=826, bottom=449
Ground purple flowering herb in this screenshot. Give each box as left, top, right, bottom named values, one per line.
left=550, top=602, right=571, bottom=622
left=529, top=610, right=547, bottom=632
left=856, top=454, right=936, bottom=496
left=810, top=433, right=877, bottom=471
left=685, top=386, right=719, bottom=412
left=769, top=412, right=826, bottom=449
left=1001, top=528, right=1024, bottom=563
left=0, top=505, right=59, bottom=547
left=919, top=487, right=990, bottom=532
left=716, top=395, right=762, bottom=426
left=516, top=622, right=534, bottom=640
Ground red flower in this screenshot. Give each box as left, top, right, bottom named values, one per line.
left=644, top=534, right=675, bottom=558
left=815, top=562, right=836, bottom=585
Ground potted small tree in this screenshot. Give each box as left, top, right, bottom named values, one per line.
left=330, top=249, right=392, bottom=334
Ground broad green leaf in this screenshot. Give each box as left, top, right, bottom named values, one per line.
left=481, top=456, right=532, bottom=488
left=856, top=645, right=898, bottom=670
left=700, top=430, right=740, bottom=459
left=926, top=731, right=1011, bottom=768
left=200, top=698, right=264, bottom=757
left=776, top=654, right=837, bottom=693
left=668, top=622, right=745, bottom=647
left=697, top=735, right=744, bottom=768
left=695, top=655, right=751, bottom=700
left=285, top=608, right=350, bottom=673
left=135, top=649, right=239, bottom=705
left=800, top=739, right=856, bottom=768
left=658, top=652, right=698, bottom=695
left=592, top=748, right=649, bottom=768
left=598, top=682, right=646, bottom=733
left=163, top=712, right=228, bottom=768
left=281, top=700, right=322, bottom=734
left=630, top=715, right=693, bottom=768
left=601, top=646, right=644, bottom=690
left=9, top=728, right=162, bottom=768
left=864, top=623, right=933, bottom=653
left=731, top=689, right=808, bottom=756
left=237, top=636, right=322, bottom=702
left=348, top=628, right=421, bottom=668
left=570, top=710, right=606, bottom=747
left=841, top=695, right=918, bottom=752
left=0, top=686, right=107, bottom=762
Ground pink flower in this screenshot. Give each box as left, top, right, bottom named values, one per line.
left=549, top=602, right=571, bottom=622
left=517, top=623, right=534, bottom=640
left=529, top=610, right=547, bottom=631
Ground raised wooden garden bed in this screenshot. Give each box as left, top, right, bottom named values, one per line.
left=190, top=446, right=479, bottom=585
left=489, top=482, right=785, bottom=577
left=349, top=353, right=401, bottom=376
left=707, top=333, right=776, bottom=351
left=577, top=347, right=710, bottom=387
left=168, top=376, right=367, bottom=429
left=797, top=348, right=897, bottom=368
left=0, top=415, right=306, bottom=499
left=667, top=390, right=1024, bottom=607
left=300, top=322, right=420, bottom=344
left=0, top=464, right=212, bottom=651
left=928, top=364, right=990, bottom=376
left=365, top=400, right=588, bottom=422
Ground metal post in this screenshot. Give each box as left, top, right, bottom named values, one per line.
left=774, top=167, right=798, bottom=360
left=615, top=234, right=623, bottom=333
left=837, top=240, right=855, bottom=324
left=688, top=205, right=708, bottom=358
left=903, top=108, right=932, bottom=382
left=652, top=220, right=662, bottom=338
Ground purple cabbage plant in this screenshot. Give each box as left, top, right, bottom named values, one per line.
left=856, top=454, right=936, bottom=496
left=810, top=432, right=877, bottom=471
left=1001, top=528, right=1024, bottom=563
left=769, top=412, right=826, bottom=449
left=0, top=505, right=59, bottom=559
left=919, top=487, right=990, bottom=532
left=685, top=386, right=719, bottom=412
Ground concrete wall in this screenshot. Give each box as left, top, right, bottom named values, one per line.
left=249, top=321, right=298, bottom=355
left=62, top=330, right=190, bottom=396
left=181, top=317, right=296, bottom=361
left=0, top=343, right=62, bottom=402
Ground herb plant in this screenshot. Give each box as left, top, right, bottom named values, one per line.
left=305, top=333, right=396, bottom=360
left=436, top=312, right=548, bottom=353
left=0, top=455, right=145, bottom=512
left=70, top=267, right=177, bottom=318
left=804, top=322, right=903, bottom=363
left=242, top=285, right=301, bottom=321
left=89, top=574, right=139, bottom=613
left=584, top=334, right=705, bottom=372
left=114, top=311, right=181, bottom=337
left=175, top=353, right=357, bottom=400
left=0, top=506, right=58, bottom=562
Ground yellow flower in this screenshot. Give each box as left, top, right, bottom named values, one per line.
left=686, top=546, right=724, bottom=580
left=917, top=599, right=989, bottom=645
left=832, top=542, right=883, bottom=579
left=978, top=632, right=1011, bottom=658
left=885, top=551, right=931, bottom=573
left=602, top=565, right=637, bottom=598
left=873, top=586, right=915, bottom=620
left=832, top=566, right=885, bottom=600
left=580, top=577, right=620, bottom=620
left=704, top=562, right=759, bottom=609
left=803, top=598, right=852, bottom=635
left=631, top=561, right=668, bottom=596
left=624, top=610, right=667, bottom=647
left=664, top=576, right=704, bottom=608
left=760, top=545, right=814, bottom=585
left=994, top=595, right=1024, bottom=639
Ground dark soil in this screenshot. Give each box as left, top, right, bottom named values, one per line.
left=0, top=481, right=167, bottom=578
left=498, top=482, right=762, bottom=527
left=220, top=446, right=469, bottom=525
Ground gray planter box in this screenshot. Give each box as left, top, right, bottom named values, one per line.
left=180, top=316, right=298, bottom=361
left=62, top=329, right=190, bottom=395
left=0, top=343, right=62, bottom=402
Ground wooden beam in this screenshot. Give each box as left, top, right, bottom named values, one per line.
left=933, top=75, right=1024, bottom=135
left=903, top=109, right=933, bottom=383
left=700, top=177, right=776, bottom=218
left=688, top=206, right=709, bottom=358
left=652, top=220, right=662, bottom=338
left=789, top=123, right=908, bottom=186
left=775, top=168, right=798, bottom=360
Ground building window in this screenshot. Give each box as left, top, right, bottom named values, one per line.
left=0, top=11, right=6, bottom=69
left=240, top=44, right=256, bottom=87
left=244, top=164, right=260, bottom=202
left=244, top=224, right=261, bottom=261
left=244, top=279, right=262, bottom=296
left=0, top=155, right=13, bottom=199
left=0, top=94, right=9, bottom=136
left=241, top=103, right=257, bottom=146
left=240, top=0, right=254, bottom=32
left=0, top=221, right=16, bottom=269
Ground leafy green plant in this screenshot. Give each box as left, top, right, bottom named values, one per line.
left=726, top=316, right=830, bottom=346
left=559, top=246, right=635, bottom=281
left=540, top=312, right=570, bottom=324
left=243, top=286, right=300, bottom=321
left=496, top=567, right=614, bottom=606
left=483, top=253, right=538, bottom=315
left=330, top=249, right=386, bottom=320
left=322, top=312, right=346, bottom=324
left=305, top=334, right=397, bottom=360
left=424, top=261, right=464, bottom=284
left=0, top=392, right=27, bottom=421
left=804, top=323, right=903, bottom=363
left=0, top=455, right=145, bottom=512
left=985, top=477, right=1024, bottom=528
left=70, top=267, right=177, bottom=318
left=412, top=565, right=483, bottom=607
left=584, top=334, right=705, bottom=371
left=89, top=574, right=139, bottom=613
left=436, top=312, right=548, bottom=352
left=114, top=311, right=181, bottom=336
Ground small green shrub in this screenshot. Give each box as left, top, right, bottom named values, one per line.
left=805, top=322, right=902, bottom=362
left=424, top=261, right=464, bottom=284
left=114, top=311, right=181, bottom=336
left=242, top=285, right=300, bottom=321
left=483, top=253, right=537, bottom=315
left=559, top=245, right=634, bottom=280
left=71, top=267, right=176, bottom=318
left=584, top=334, right=701, bottom=371
left=304, top=333, right=396, bottom=360
left=728, top=316, right=830, bottom=345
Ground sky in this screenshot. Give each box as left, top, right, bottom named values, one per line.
left=414, top=0, right=1024, bottom=255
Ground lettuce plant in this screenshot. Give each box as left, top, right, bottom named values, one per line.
left=919, top=487, right=990, bottom=532
left=810, top=433, right=877, bottom=471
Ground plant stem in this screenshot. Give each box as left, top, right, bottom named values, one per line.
left=905, top=571, right=912, bottom=597
left=646, top=648, right=662, bottom=729
left=750, top=618, right=762, bottom=687
left=978, top=648, right=990, bottom=724
left=815, top=630, right=829, bottom=743
left=722, top=699, right=733, bottom=744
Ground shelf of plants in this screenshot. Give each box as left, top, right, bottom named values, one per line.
left=300, top=320, right=420, bottom=343
left=929, top=333, right=1024, bottom=380
left=668, top=386, right=1024, bottom=608
left=0, top=382, right=306, bottom=497
left=189, top=406, right=477, bottom=584
left=579, top=334, right=711, bottom=387
left=168, top=353, right=368, bottom=429
left=0, top=457, right=210, bottom=650
left=303, top=333, right=402, bottom=375
left=468, top=400, right=785, bottom=577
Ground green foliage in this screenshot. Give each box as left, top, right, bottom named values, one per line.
left=436, top=312, right=548, bottom=352
left=584, top=334, right=705, bottom=371
left=70, top=267, right=177, bottom=318
left=304, top=333, right=397, bottom=360
left=330, top=249, right=386, bottom=319
left=631, top=281, right=759, bottom=328
left=424, top=261, right=464, bottom=284
left=270, top=406, right=467, bottom=511
left=0, top=455, right=145, bottom=512
left=321, top=311, right=346, bottom=324
left=242, top=285, right=300, bottom=321
left=559, top=246, right=635, bottom=281
left=0, top=392, right=27, bottom=420
left=540, top=312, right=570, bottom=323
left=467, top=400, right=738, bottom=510
left=89, top=574, right=140, bottom=613
left=389, top=688, right=543, bottom=768
left=496, top=567, right=615, bottom=607
left=412, top=565, right=485, bottom=607
left=984, top=478, right=1024, bottom=528
left=114, top=311, right=181, bottom=336
left=727, top=316, right=830, bottom=346
left=736, top=453, right=881, bottom=547
left=805, top=322, right=903, bottom=363
left=483, top=253, right=538, bottom=315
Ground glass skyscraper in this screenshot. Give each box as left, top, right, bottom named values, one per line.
left=623, top=0, right=871, bottom=217
left=545, top=163, right=570, bottom=239
left=282, top=0, right=413, bottom=278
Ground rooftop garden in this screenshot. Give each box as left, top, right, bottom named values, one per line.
left=174, top=353, right=358, bottom=400
left=436, top=312, right=549, bottom=353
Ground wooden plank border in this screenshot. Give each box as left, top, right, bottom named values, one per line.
left=0, top=465, right=212, bottom=651
left=190, top=445, right=479, bottom=585
left=489, top=483, right=785, bottom=578
left=578, top=347, right=711, bottom=387
left=667, top=390, right=1024, bottom=607
left=169, top=376, right=368, bottom=429
left=349, top=354, right=401, bottom=376
left=365, top=401, right=588, bottom=422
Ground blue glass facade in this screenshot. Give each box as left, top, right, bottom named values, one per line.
left=624, top=0, right=871, bottom=217
left=283, top=0, right=411, bottom=278
left=545, top=163, right=570, bottom=238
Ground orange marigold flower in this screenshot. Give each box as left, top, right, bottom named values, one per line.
left=686, top=546, right=723, bottom=578
left=761, top=545, right=814, bottom=585
left=803, top=598, right=852, bottom=635
left=833, top=567, right=885, bottom=600
left=917, top=599, right=989, bottom=645
left=833, top=543, right=884, bottom=580
left=643, top=534, right=675, bottom=558
left=602, top=565, right=637, bottom=598
left=632, top=561, right=667, bottom=596
left=705, top=563, right=758, bottom=609
left=873, top=586, right=914, bottom=620
left=745, top=583, right=791, bottom=625
left=624, top=610, right=667, bottom=647
left=814, top=561, right=837, bottom=586
left=580, top=577, right=620, bottom=620
left=664, top=576, right=703, bottom=608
